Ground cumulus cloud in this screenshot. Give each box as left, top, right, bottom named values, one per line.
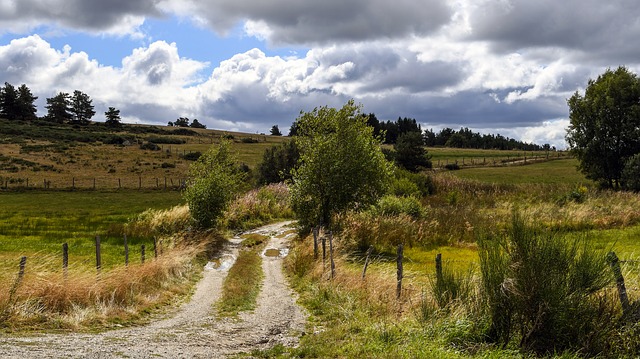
left=167, top=0, right=452, bottom=45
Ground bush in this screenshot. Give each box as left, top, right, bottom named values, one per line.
left=181, top=151, right=202, bottom=161
left=444, top=163, right=460, bottom=170
left=371, top=195, right=425, bottom=219
left=478, top=212, right=615, bottom=356
left=241, top=137, right=259, bottom=143
left=183, top=141, right=245, bottom=229
left=147, top=136, right=186, bottom=144
left=140, top=142, right=160, bottom=151
left=224, top=183, right=294, bottom=230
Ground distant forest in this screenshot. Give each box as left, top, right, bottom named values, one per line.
left=366, top=114, right=552, bottom=151
left=290, top=113, right=552, bottom=151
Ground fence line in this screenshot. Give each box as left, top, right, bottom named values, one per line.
left=0, top=176, right=187, bottom=191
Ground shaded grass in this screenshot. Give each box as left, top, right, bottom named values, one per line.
left=217, top=248, right=264, bottom=317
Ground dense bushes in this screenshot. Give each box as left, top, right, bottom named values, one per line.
left=478, top=213, right=615, bottom=355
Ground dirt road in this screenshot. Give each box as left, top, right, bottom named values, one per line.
left=0, top=221, right=306, bottom=358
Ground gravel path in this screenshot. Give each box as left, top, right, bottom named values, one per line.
left=0, top=221, right=306, bottom=358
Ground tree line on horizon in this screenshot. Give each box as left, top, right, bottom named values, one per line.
left=289, top=113, right=552, bottom=151
left=0, top=82, right=122, bottom=127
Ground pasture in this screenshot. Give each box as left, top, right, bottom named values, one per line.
left=0, top=191, right=183, bottom=279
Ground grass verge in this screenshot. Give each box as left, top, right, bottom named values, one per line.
left=217, top=247, right=264, bottom=317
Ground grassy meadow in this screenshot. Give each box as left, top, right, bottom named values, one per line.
left=4, top=119, right=640, bottom=356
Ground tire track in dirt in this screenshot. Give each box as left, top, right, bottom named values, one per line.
left=0, top=221, right=305, bottom=358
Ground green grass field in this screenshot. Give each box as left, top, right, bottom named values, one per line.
left=450, top=158, right=589, bottom=185
left=0, top=190, right=183, bottom=277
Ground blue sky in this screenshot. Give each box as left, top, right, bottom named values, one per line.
left=1, top=0, right=640, bottom=148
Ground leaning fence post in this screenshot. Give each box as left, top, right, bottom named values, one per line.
left=607, top=251, right=630, bottom=316
left=141, top=244, right=146, bottom=263
left=396, top=244, right=404, bottom=299
left=313, top=226, right=319, bottom=260
left=329, top=231, right=335, bottom=279
left=95, top=236, right=102, bottom=273
left=362, top=246, right=374, bottom=280
left=124, top=234, right=129, bottom=266
left=62, top=243, right=69, bottom=278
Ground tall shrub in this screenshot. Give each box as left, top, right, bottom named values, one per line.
left=183, top=140, right=245, bottom=229
left=478, top=213, right=614, bottom=355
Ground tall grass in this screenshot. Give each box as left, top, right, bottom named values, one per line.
left=478, top=212, right=618, bottom=355
left=223, top=183, right=294, bottom=230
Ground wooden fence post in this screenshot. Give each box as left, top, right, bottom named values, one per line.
left=607, top=251, right=630, bottom=316
left=124, top=234, right=129, bottom=266
left=153, top=237, right=158, bottom=259
left=95, top=236, right=102, bottom=273
left=62, top=243, right=69, bottom=278
left=362, top=246, right=374, bottom=279
left=18, top=256, right=27, bottom=283
left=139, top=176, right=142, bottom=190
left=322, top=235, right=326, bottom=268
left=435, top=253, right=443, bottom=283
left=312, top=226, right=319, bottom=260
left=141, top=244, right=146, bottom=263
left=93, top=178, right=96, bottom=190
left=396, top=244, right=404, bottom=299
left=329, top=232, right=335, bottom=279
left=118, top=178, right=121, bottom=189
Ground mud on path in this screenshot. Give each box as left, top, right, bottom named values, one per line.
left=0, top=221, right=306, bottom=358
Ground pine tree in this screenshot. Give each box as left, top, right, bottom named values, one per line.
left=70, top=90, right=95, bottom=125
left=45, top=92, right=72, bottom=123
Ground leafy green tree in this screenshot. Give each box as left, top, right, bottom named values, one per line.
left=45, top=92, right=72, bottom=123
left=70, top=90, right=95, bottom=125
left=622, top=153, right=640, bottom=192
left=105, top=107, right=121, bottom=127
left=16, top=84, right=38, bottom=120
left=257, top=140, right=299, bottom=185
left=183, top=140, right=245, bottom=229
left=290, top=100, right=393, bottom=228
left=0, top=82, right=19, bottom=120
left=270, top=124, right=282, bottom=136
left=566, top=66, right=640, bottom=188
left=174, top=117, right=190, bottom=127
left=190, top=119, right=206, bottom=129
left=394, top=131, right=432, bottom=172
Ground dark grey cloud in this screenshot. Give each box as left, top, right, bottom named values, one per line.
left=358, top=89, right=567, bottom=129
left=192, top=0, right=452, bottom=44
left=468, top=0, right=640, bottom=62
left=0, top=0, right=162, bottom=33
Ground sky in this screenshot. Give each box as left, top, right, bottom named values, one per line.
left=1, top=1, right=639, bottom=149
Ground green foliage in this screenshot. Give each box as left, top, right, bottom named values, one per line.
left=390, top=168, right=436, bottom=197
left=622, top=153, right=640, bottom=192
left=478, top=213, right=615, bottom=355
left=183, top=140, right=245, bottom=229
left=189, top=119, right=206, bottom=129
left=290, top=100, right=393, bottom=228
left=45, top=92, right=72, bottom=123
left=270, top=124, right=282, bottom=136
left=70, top=90, right=95, bottom=125
left=370, top=195, right=425, bottom=219
left=104, top=107, right=121, bottom=127
left=566, top=66, right=640, bottom=189
left=429, top=263, right=473, bottom=310
left=394, top=131, right=432, bottom=172
left=256, top=140, right=299, bottom=185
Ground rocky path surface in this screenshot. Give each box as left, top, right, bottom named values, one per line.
left=0, top=221, right=306, bottom=358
